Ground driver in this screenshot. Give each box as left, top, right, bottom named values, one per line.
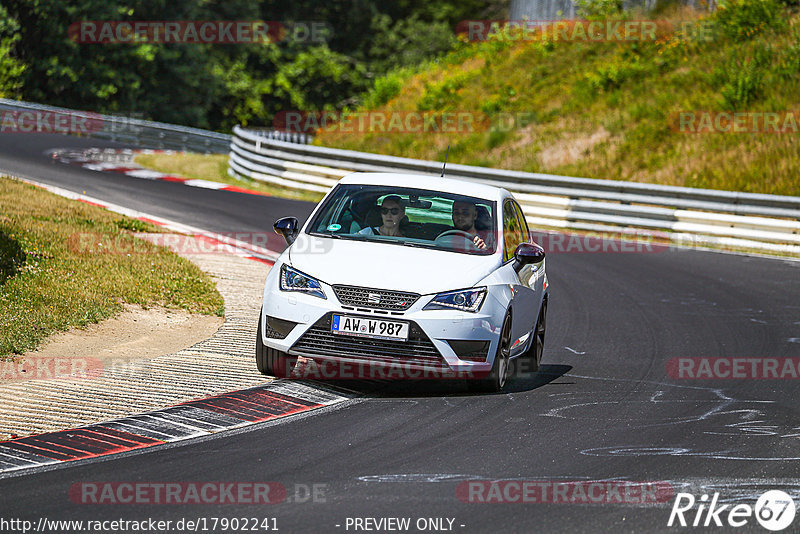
left=448, top=200, right=490, bottom=250
left=358, top=195, right=405, bottom=237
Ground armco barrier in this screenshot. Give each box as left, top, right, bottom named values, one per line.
left=229, top=125, right=800, bottom=255
left=0, top=99, right=310, bottom=153
left=0, top=98, right=230, bottom=153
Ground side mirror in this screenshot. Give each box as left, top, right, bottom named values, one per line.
left=512, top=242, right=545, bottom=272
left=274, top=216, right=299, bottom=245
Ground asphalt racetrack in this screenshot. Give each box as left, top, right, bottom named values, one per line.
left=1, top=132, right=799, bottom=533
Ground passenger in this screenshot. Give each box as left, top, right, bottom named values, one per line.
left=448, top=200, right=491, bottom=250
left=358, top=195, right=405, bottom=237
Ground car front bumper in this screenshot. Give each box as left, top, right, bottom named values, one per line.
left=261, top=274, right=508, bottom=375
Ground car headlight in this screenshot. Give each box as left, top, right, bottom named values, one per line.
left=424, top=287, right=486, bottom=313
left=279, top=265, right=326, bottom=299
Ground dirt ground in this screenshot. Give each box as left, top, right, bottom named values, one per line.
left=1, top=305, right=223, bottom=383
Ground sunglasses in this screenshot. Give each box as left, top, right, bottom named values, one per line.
left=380, top=207, right=401, bottom=215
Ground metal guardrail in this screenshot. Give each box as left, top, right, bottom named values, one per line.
left=0, top=98, right=232, bottom=153
left=242, top=128, right=314, bottom=145
left=229, top=125, right=800, bottom=255
left=0, top=98, right=313, bottom=153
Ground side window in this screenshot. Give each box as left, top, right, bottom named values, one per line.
left=513, top=201, right=529, bottom=244
left=502, top=200, right=521, bottom=263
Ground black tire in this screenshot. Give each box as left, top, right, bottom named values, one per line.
left=468, top=313, right=512, bottom=393
left=255, top=312, right=296, bottom=378
left=521, top=300, right=547, bottom=374
left=255, top=313, right=269, bottom=375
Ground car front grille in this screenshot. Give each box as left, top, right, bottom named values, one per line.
left=332, top=285, right=419, bottom=312
left=290, top=313, right=446, bottom=369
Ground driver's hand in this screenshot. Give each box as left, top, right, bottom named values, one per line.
left=473, top=235, right=486, bottom=249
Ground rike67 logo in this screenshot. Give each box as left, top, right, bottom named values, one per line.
left=668, top=490, right=796, bottom=531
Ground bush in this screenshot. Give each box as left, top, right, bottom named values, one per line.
left=0, top=229, right=25, bottom=285
left=714, top=0, right=786, bottom=40
left=584, top=58, right=648, bottom=92
left=486, top=129, right=509, bottom=149
left=574, top=0, right=625, bottom=19
left=114, top=218, right=150, bottom=232
left=711, top=44, right=772, bottom=109
left=719, top=62, right=763, bottom=109
left=417, top=71, right=471, bottom=111
left=368, top=14, right=458, bottom=74
left=0, top=6, right=25, bottom=98
left=776, top=42, right=800, bottom=79
left=361, top=71, right=406, bottom=109
left=480, top=86, right=515, bottom=115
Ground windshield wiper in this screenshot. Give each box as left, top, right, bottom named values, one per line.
left=311, top=232, right=378, bottom=242
left=402, top=241, right=436, bottom=250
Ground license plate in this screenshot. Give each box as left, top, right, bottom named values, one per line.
left=331, top=315, right=409, bottom=341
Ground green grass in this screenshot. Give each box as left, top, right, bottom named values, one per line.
left=316, top=3, right=800, bottom=196
left=134, top=152, right=325, bottom=203
left=0, top=176, right=225, bottom=358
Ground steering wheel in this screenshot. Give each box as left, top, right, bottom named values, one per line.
left=436, top=229, right=475, bottom=242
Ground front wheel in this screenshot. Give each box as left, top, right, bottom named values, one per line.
left=255, top=312, right=296, bottom=378
left=468, top=314, right=512, bottom=393
left=522, top=300, right=547, bottom=374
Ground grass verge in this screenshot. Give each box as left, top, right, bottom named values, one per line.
left=0, top=176, right=225, bottom=358
left=134, top=152, right=325, bottom=203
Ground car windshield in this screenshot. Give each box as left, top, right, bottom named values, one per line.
left=306, top=184, right=497, bottom=255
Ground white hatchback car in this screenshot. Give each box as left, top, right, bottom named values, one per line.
left=256, top=172, right=548, bottom=392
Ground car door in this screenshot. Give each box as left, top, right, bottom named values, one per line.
left=501, top=199, right=538, bottom=356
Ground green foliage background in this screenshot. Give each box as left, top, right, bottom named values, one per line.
left=0, top=0, right=503, bottom=130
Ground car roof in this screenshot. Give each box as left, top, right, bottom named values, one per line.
left=338, top=172, right=510, bottom=202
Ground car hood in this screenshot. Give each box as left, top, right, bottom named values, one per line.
left=288, top=234, right=499, bottom=294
